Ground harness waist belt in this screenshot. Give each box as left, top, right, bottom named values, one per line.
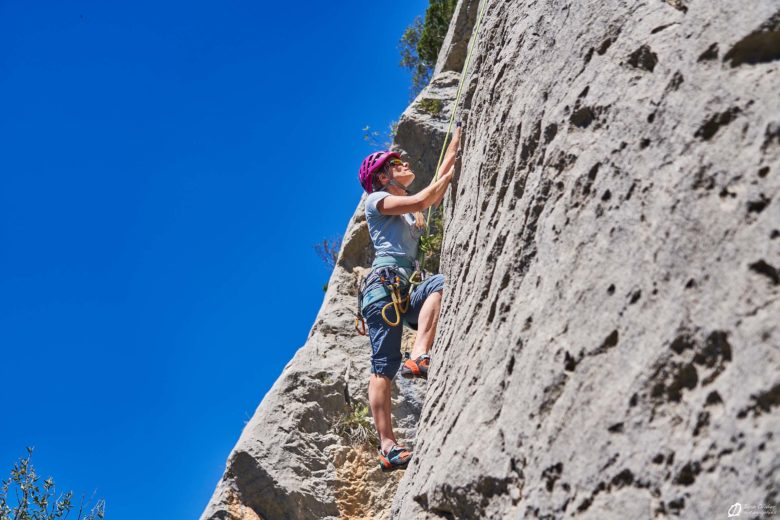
left=361, top=255, right=415, bottom=311
left=371, top=255, right=414, bottom=270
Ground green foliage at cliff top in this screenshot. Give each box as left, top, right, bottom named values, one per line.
left=399, top=0, right=457, bottom=98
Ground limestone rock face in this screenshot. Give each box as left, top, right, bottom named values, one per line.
left=199, top=71, right=459, bottom=520
left=434, top=0, right=481, bottom=76
left=392, top=0, right=779, bottom=518
left=203, top=0, right=779, bottom=518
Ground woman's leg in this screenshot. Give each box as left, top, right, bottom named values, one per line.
left=368, top=373, right=397, bottom=453
left=363, top=299, right=404, bottom=453
left=409, top=289, right=443, bottom=360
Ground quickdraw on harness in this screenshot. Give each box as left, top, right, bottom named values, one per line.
left=378, top=266, right=410, bottom=327
left=354, top=260, right=425, bottom=334
left=354, top=275, right=368, bottom=335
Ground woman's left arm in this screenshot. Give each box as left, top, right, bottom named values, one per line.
left=428, top=128, right=461, bottom=208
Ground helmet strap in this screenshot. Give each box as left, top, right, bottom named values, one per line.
left=381, top=169, right=411, bottom=195
left=388, top=179, right=411, bottom=195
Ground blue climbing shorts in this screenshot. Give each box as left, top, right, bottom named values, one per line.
left=363, top=273, right=445, bottom=379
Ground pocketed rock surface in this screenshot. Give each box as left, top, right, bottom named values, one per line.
left=392, top=0, right=779, bottom=518
left=203, top=0, right=779, bottom=518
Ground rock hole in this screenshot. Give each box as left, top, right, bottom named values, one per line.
left=629, top=290, right=642, bottom=304
left=499, top=271, right=511, bottom=290
left=723, top=11, right=780, bottom=67
left=692, top=411, right=710, bottom=436
left=674, top=461, right=701, bottom=486
left=627, top=45, right=658, bottom=72
left=607, top=284, right=616, bottom=295
left=738, top=382, right=780, bottom=418
left=749, top=259, right=780, bottom=285
left=747, top=194, right=770, bottom=214
left=576, top=497, right=593, bottom=513
left=588, top=162, right=601, bottom=181
left=602, top=189, right=612, bottom=202
left=763, top=122, right=780, bottom=149
left=758, top=166, right=770, bottom=177
left=705, top=391, right=723, bottom=406
left=583, top=47, right=594, bottom=64
left=670, top=333, right=695, bottom=354
left=697, top=43, right=719, bottom=62
left=625, top=183, right=636, bottom=201
left=667, top=497, right=685, bottom=514
left=668, top=363, right=699, bottom=402
left=694, top=107, right=741, bottom=140
left=651, top=23, right=677, bottom=34
left=487, top=299, right=498, bottom=323
left=523, top=315, right=533, bottom=331
left=640, top=138, right=651, bottom=149
left=603, top=330, right=619, bottom=349
left=544, top=123, right=558, bottom=143
left=564, top=351, right=578, bottom=372
left=570, top=106, right=597, bottom=128
left=542, top=462, right=564, bottom=492
left=611, top=469, right=634, bottom=488
left=667, top=72, right=685, bottom=93
left=598, top=36, right=616, bottom=55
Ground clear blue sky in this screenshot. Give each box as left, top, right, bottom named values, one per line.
left=0, top=1, right=427, bottom=517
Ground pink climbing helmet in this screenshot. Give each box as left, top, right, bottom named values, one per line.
left=358, top=150, right=401, bottom=193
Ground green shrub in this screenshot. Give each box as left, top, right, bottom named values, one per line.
left=1, top=448, right=105, bottom=520
left=334, top=401, right=377, bottom=448
left=362, top=120, right=398, bottom=149
left=419, top=206, right=444, bottom=274
left=399, top=0, right=457, bottom=98
left=418, top=98, right=444, bottom=115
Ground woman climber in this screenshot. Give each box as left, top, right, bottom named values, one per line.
left=356, top=126, right=461, bottom=471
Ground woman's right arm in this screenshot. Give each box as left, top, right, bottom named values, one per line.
left=377, top=165, right=455, bottom=215
left=435, top=127, right=461, bottom=184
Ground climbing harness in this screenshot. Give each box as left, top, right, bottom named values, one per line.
left=419, top=0, right=490, bottom=272
left=354, top=256, right=426, bottom=332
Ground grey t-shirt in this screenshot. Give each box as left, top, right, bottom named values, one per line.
left=365, top=191, right=423, bottom=263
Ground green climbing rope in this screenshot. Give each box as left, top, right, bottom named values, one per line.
left=419, top=0, right=490, bottom=271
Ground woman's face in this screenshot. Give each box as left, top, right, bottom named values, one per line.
left=386, top=159, right=415, bottom=188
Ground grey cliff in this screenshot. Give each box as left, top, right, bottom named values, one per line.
left=203, top=0, right=779, bottom=518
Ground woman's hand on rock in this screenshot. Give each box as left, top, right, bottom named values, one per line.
left=450, top=127, right=462, bottom=152
left=442, top=162, right=456, bottom=181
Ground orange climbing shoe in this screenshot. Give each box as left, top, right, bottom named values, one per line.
left=400, top=354, right=430, bottom=379
left=378, top=444, right=412, bottom=471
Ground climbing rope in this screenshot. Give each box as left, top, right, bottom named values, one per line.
left=419, top=0, right=490, bottom=272
left=355, top=1, right=491, bottom=335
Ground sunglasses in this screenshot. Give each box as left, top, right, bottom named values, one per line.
left=388, top=158, right=406, bottom=167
